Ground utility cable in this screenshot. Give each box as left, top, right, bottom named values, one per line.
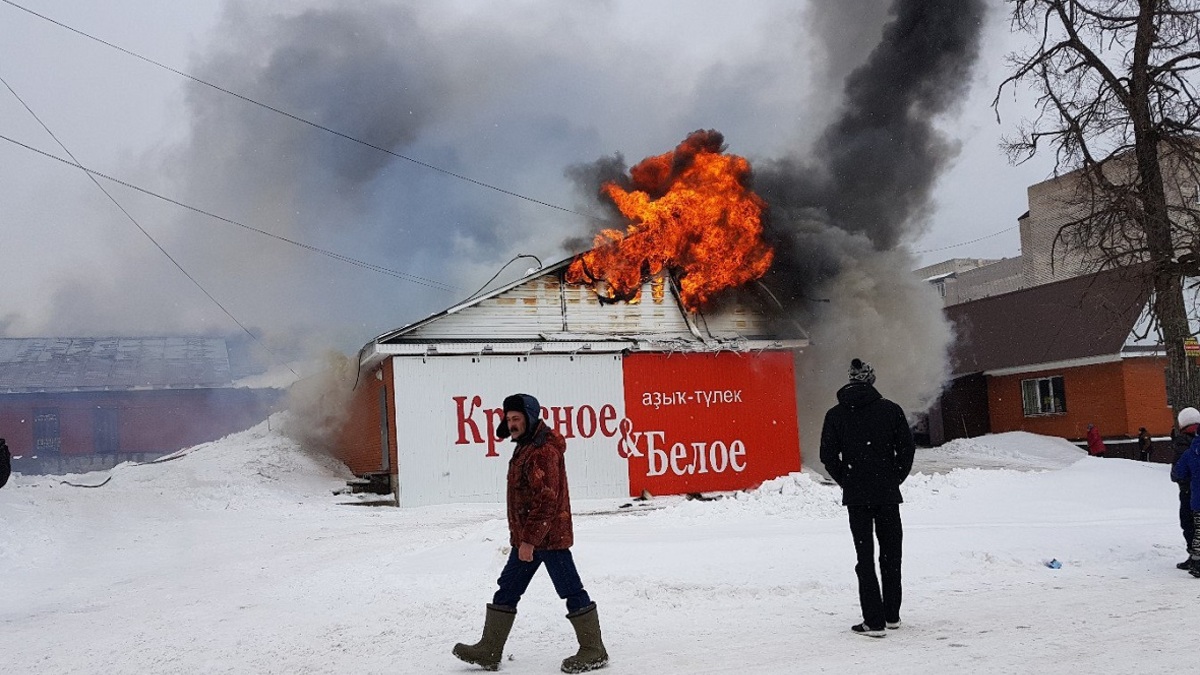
left=0, top=132, right=459, bottom=293
left=462, top=254, right=543, bottom=303
left=0, top=0, right=607, bottom=224
left=0, top=74, right=300, bottom=376
left=913, top=225, right=1019, bottom=255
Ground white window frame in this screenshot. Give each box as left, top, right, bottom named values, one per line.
left=1021, top=375, right=1067, bottom=416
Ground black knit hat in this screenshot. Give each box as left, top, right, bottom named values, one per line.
left=848, top=358, right=876, bottom=385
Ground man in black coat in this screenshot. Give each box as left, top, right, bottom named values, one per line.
left=820, top=359, right=915, bottom=638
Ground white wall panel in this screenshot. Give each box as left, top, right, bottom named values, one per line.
left=391, top=354, right=628, bottom=506
left=698, top=301, right=775, bottom=340
left=562, top=276, right=695, bottom=337
left=404, top=276, right=565, bottom=341
left=401, top=272, right=699, bottom=342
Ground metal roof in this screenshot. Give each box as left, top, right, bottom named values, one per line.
left=945, top=266, right=1150, bottom=377
left=361, top=254, right=808, bottom=367
left=0, top=337, right=236, bottom=393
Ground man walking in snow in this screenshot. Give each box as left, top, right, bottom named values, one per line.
left=820, top=359, right=916, bottom=638
left=1171, top=407, right=1200, bottom=576
left=453, top=393, right=608, bottom=673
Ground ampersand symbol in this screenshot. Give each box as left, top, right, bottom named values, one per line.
left=615, top=417, right=642, bottom=458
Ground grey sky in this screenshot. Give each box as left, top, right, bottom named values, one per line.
left=0, top=0, right=1054, bottom=354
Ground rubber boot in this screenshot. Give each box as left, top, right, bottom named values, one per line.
left=561, top=603, right=609, bottom=673
left=453, top=604, right=517, bottom=671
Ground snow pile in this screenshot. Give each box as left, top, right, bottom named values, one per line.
left=657, top=431, right=1088, bottom=523
left=651, top=471, right=846, bottom=523
left=913, top=430, right=1085, bottom=472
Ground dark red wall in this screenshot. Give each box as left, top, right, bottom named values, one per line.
left=0, top=388, right=280, bottom=457
left=333, top=359, right=395, bottom=476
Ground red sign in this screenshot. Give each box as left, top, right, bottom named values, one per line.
left=621, top=351, right=801, bottom=495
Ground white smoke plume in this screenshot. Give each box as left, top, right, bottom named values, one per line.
left=280, top=350, right=358, bottom=455
left=794, top=234, right=953, bottom=463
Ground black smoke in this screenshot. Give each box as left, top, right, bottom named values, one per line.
left=569, top=0, right=987, bottom=314
left=756, top=0, right=987, bottom=311
left=566, top=0, right=988, bottom=462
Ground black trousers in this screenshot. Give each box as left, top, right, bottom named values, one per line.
left=1192, top=512, right=1200, bottom=561
left=847, top=504, right=903, bottom=628
left=1182, top=487, right=1195, bottom=553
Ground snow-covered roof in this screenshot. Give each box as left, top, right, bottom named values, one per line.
left=0, top=337, right=239, bottom=393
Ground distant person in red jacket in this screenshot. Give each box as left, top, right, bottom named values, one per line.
left=1086, top=424, right=1105, bottom=457
left=453, top=393, right=608, bottom=673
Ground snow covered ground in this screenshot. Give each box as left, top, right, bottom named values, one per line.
left=1, top=421, right=1193, bottom=674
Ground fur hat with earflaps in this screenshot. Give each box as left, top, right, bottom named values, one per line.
left=495, top=393, right=541, bottom=439
left=848, top=358, right=876, bottom=385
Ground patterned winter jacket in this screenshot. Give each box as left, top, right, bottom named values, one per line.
left=1171, top=435, right=1200, bottom=511
left=506, top=421, right=574, bottom=550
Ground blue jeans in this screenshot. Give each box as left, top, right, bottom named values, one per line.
left=492, top=548, right=593, bottom=613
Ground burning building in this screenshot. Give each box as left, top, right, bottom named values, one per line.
left=335, top=133, right=809, bottom=506
left=338, top=262, right=807, bottom=506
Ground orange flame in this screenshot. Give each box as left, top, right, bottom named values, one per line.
left=566, top=130, right=773, bottom=311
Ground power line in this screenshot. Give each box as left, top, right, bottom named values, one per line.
left=462, top=254, right=543, bottom=303
left=913, top=225, right=1019, bottom=255
left=0, top=0, right=607, bottom=225
left=0, top=132, right=460, bottom=293
left=0, top=73, right=298, bottom=377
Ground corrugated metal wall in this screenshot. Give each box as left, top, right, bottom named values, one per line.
left=402, top=271, right=704, bottom=342
left=697, top=302, right=775, bottom=340
left=562, top=276, right=694, bottom=338
left=391, top=353, right=629, bottom=506
left=403, top=276, right=566, bottom=341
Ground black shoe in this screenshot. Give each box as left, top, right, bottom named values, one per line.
left=1178, top=560, right=1191, bottom=570
left=851, top=622, right=885, bottom=638
left=1190, top=562, right=1200, bottom=578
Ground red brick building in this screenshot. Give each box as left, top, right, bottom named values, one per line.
left=0, top=337, right=282, bottom=474
left=932, top=267, right=1175, bottom=455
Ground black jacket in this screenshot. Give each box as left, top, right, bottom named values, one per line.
left=819, top=382, right=915, bottom=506
left=0, top=439, right=10, bottom=489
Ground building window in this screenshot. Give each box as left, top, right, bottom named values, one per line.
left=1021, top=376, right=1066, bottom=416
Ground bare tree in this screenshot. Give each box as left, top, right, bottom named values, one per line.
left=997, top=0, right=1200, bottom=411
